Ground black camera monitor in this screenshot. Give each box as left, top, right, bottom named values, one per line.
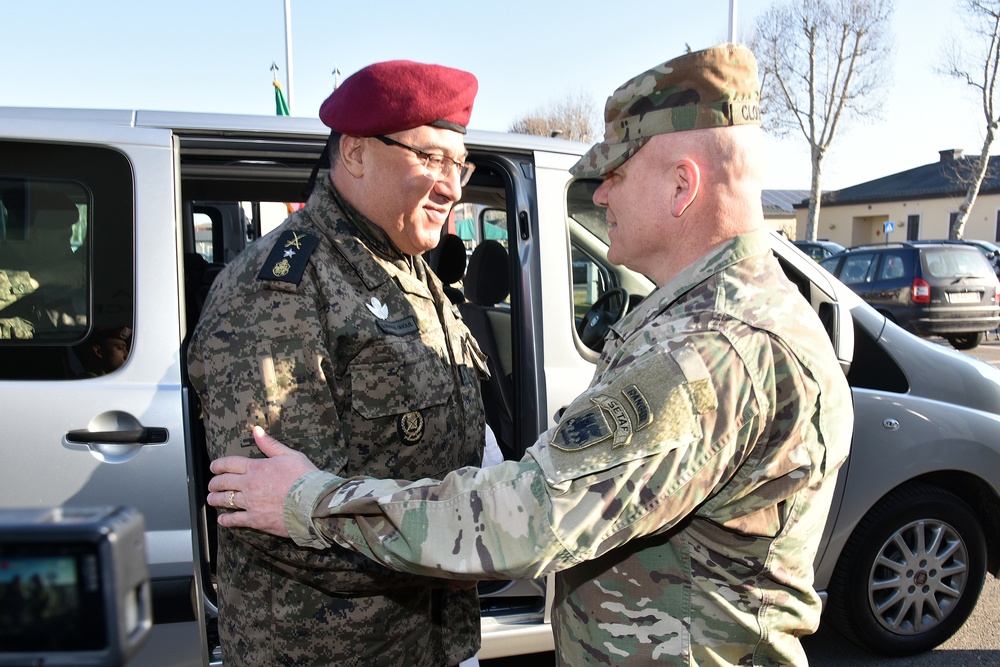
left=0, top=506, right=150, bottom=667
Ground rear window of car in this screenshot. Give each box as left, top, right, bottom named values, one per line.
left=921, top=247, right=992, bottom=279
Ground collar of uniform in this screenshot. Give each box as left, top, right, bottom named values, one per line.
left=321, top=176, right=408, bottom=264
left=608, top=228, right=774, bottom=342
left=306, top=175, right=433, bottom=300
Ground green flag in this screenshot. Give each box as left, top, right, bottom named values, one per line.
left=274, top=80, right=290, bottom=116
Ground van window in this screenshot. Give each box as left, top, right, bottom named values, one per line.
left=0, top=141, right=134, bottom=380
left=572, top=246, right=611, bottom=321
left=567, top=179, right=613, bottom=321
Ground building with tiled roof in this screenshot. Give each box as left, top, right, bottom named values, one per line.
left=791, top=149, right=1000, bottom=246
left=762, top=189, right=811, bottom=238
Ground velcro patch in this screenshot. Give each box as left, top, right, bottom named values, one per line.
left=730, top=100, right=760, bottom=125
left=377, top=316, right=419, bottom=336
left=539, top=344, right=718, bottom=484
left=257, top=230, right=318, bottom=285
left=551, top=385, right=652, bottom=452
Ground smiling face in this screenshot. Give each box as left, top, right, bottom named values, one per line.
left=347, top=125, right=468, bottom=256
left=592, top=142, right=672, bottom=279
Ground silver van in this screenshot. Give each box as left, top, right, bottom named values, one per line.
left=2, top=108, right=1000, bottom=663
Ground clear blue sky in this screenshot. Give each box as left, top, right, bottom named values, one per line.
left=1, top=0, right=980, bottom=190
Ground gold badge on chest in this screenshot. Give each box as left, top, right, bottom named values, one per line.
left=397, top=410, right=425, bottom=445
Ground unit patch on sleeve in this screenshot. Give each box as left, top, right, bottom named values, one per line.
left=551, top=384, right=652, bottom=452
left=257, top=230, right=318, bottom=285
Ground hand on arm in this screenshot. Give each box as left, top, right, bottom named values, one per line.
left=207, top=426, right=318, bottom=538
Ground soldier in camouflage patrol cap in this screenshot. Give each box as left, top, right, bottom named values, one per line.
left=209, top=44, right=853, bottom=666
left=189, top=60, right=487, bottom=666
left=571, top=42, right=761, bottom=179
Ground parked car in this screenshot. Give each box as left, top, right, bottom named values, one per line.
left=2, top=108, right=1000, bottom=663
left=910, top=238, right=1000, bottom=277
left=794, top=239, right=846, bottom=261
left=819, top=241, right=1000, bottom=349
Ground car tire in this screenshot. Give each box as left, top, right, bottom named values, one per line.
left=825, top=483, right=987, bottom=656
left=946, top=332, right=984, bottom=350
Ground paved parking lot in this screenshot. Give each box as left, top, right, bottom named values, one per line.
left=955, top=332, right=1000, bottom=367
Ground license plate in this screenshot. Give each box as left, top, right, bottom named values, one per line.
left=948, top=291, right=981, bottom=303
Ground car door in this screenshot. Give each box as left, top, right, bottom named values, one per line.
left=0, top=117, right=204, bottom=667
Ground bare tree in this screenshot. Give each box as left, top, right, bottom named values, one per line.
left=752, top=0, right=894, bottom=241
left=510, top=91, right=600, bottom=143
left=942, top=0, right=1000, bottom=240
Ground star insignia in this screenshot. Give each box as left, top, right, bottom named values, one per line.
left=283, top=248, right=296, bottom=258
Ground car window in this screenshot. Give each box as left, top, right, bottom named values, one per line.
left=840, top=253, right=876, bottom=285
left=0, top=141, right=135, bottom=380
left=923, top=247, right=992, bottom=279
left=877, top=251, right=908, bottom=281
left=847, top=310, right=909, bottom=393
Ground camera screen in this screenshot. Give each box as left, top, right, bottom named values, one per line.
left=0, top=547, right=107, bottom=652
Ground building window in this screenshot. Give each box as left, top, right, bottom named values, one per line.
left=907, top=214, right=920, bottom=241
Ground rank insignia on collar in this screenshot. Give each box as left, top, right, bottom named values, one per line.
left=256, top=230, right=318, bottom=285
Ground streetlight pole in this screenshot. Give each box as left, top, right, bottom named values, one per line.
left=729, top=0, right=738, bottom=43
left=284, top=0, right=294, bottom=114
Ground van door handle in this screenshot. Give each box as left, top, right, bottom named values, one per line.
left=66, top=427, right=169, bottom=445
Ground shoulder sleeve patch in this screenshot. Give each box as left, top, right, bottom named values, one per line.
left=257, top=230, right=319, bottom=285
left=539, top=344, right=719, bottom=484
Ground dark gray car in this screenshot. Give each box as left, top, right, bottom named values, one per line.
left=820, top=242, right=1000, bottom=349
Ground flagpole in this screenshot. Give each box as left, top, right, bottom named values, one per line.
left=729, top=0, right=738, bottom=42
left=284, top=0, right=294, bottom=115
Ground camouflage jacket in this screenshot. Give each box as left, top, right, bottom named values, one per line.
left=187, top=175, right=487, bottom=667
left=285, top=229, right=854, bottom=666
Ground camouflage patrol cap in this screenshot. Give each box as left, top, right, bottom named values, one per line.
left=571, top=43, right=761, bottom=178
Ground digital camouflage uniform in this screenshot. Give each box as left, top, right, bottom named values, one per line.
left=284, top=229, right=854, bottom=666
left=188, top=174, right=487, bottom=667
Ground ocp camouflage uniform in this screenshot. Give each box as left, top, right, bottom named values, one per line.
left=285, top=229, right=854, bottom=666
left=0, top=269, right=36, bottom=339
left=188, top=174, right=486, bottom=667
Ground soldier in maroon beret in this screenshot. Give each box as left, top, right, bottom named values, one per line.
left=189, top=60, right=489, bottom=666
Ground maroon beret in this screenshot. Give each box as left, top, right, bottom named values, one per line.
left=319, top=60, right=478, bottom=135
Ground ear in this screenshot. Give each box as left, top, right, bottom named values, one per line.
left=338, top=135, right=366, bottom=178
left=670, top=158, right=700, bottom=217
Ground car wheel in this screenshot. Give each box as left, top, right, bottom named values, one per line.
left=826, top=483, right=987, bottom=656
left=946, top=332, right=984, bottom=350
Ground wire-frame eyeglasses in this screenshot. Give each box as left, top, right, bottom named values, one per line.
left=373, top=135, right=476, bottom=186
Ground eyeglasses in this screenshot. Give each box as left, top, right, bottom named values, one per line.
left=373, top=135, right=476, bottom=187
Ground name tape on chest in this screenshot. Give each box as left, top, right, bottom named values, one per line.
left=257, top=230, right=318, bottom=285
